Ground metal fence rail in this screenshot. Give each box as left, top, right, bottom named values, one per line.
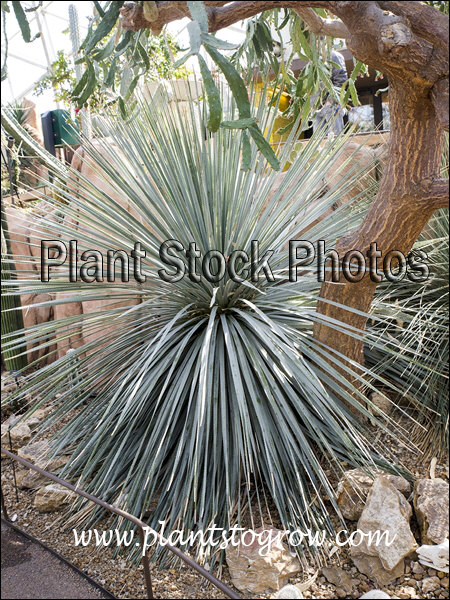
left=1, top=447, right=240, bottom=600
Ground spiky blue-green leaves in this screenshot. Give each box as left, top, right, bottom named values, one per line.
left=2, top=89, right=418, bottom=565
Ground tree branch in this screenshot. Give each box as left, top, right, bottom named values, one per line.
left=327, top=1, right=447, bottom=87
left=119, top=0, right=449, bottom=121
left=120, top=1, right=184, bottom=33
left=119, top=0, right=447, bottom=87
left=206, top=1, right=299, bottom=32
left=292, top=6, right=349, bottom=39
left=428, top=178, right=449, bottom=209
left=417, top=177, right=449, bottom=209
left=119, top=1, right=232, bottom=33
left=120, top=1, right=332, bottom=34
left=377, top=1, right=449, bottom=52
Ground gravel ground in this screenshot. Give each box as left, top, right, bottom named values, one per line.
left=1, top=403, right=448, bottom=600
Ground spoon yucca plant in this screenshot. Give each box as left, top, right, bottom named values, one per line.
left=368, top=207, right=449, bottom=456
left=2, top=87, right=416, bottom=564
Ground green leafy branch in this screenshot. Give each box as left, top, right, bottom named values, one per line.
left=68, top=1, right=187, bottom=115
left=182, top=2, right=280, bottom=171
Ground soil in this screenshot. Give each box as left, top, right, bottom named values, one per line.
left=1, top=395, right=449, bottom=600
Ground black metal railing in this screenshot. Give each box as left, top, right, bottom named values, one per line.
left=1, top=447, right=240, bottom=599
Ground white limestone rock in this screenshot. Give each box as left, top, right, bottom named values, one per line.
left=34, top=483, right=76, bottom=512
left=337, top=468, right=411, bottom=521
left=274, top=584, right=304, bottom=599
left=417, top=538, right=449, bottom=573
left=226, top=527, right=302, bottom=594
left=350, top=476, right=417, bottom=586
left=414, top=478, right=449, bottom=544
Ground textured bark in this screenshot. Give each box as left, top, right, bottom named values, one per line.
left=311, top=2, right=448, bottom=399
left=119, top=1, right=449, bottom=407
left=314, top=80, right=445, bottom=383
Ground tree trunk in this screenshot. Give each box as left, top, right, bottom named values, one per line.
left=312, top=4, right=448, bottom=407
left=314, top=81, right=445, bottom=383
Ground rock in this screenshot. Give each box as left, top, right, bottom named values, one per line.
left=23, top=408, right=50, bottom=431
left=397, top=586, right=417, bottom=599
left=1, top=413, right=18, bottom=426
left=337, top=469, right=411, bottom=521
left=28, top=468, right=59, bottom=490
left=350, top=476, right=417, bottom=586
left=414, top=479, right=449, bottom=544
left=1, top=380, right=17, bottom=394
left=411, top=561, right=425, bottom=575
left=337, top=469, right=374, bottom=521
left=6, top=206, right=59, bottom=364
left=18, top=440, right=49, bottom=463
left=421, top=576, right=441, bottom=594
left=322, top=566, right=354, bottom=594
left=385, top=475, right=412, bottom=496
left=2, top=408, right=51, bottom=450
left=16, top=469, right=45, bottom=490
left=274, top=584, right=304, bottom=599
left=1, top=374, right=26, bottom=391
left=1, top=408, right=51, bottom=451
left=16, top=440, right=68, bottom=489
left=19, top=468, right=61, bottom=490
left=359, top=591, right=391, bottom=599
left=369, top=392, right=393, bottom=416
left=417, top=539, right=449, bottom=573
left=14, top=468, right=30, bottom=487
left=27, top=468, right=67, bottom=489
left=34, top=483, right=76, bottom=512
left=225, top=527, right=302, bottom=594
left=1, top=421, right=31, bottom=450
left=323, top=140, right=378, bottom=209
